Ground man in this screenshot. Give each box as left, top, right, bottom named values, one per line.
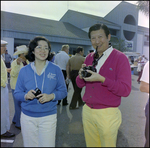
left=76, top=24, right=131, bottom=147
left=54, top=44, right=70, bottom=105
left=1, top=40, right=15, bottom=138
left=5, top=50, right=12, bottom=77
left=140, top=61, right=149, bottom=147
left=66, top=46, right=85, bottom=109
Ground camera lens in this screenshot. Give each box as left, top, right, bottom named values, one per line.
left=33, top=88, right=41, bottom=96
left=81, top=71, right=86, bottom=77
left=81, top=66, right=97, bottom=78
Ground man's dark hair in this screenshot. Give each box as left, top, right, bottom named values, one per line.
left=89, top=50, right=94, bottom=53
left=76, top=46, right=84, bottom=53
left=25, top=36, right=53, bottom=62
left=88, top=24, right=110, bottom=39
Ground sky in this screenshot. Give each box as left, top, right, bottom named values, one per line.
left=1, top=1, right=149, bottom=28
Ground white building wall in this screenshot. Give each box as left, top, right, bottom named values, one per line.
left=136, top=33, right=149, bottom=60
left=136, top=34, right=143, bottom=54
left=143, top=46, right=149, bottom=60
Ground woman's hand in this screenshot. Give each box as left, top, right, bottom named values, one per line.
left=25, top=90, right=36, bottom=100
left=37, top=93, right=54, bottom=104
left=16, top=57, right=23, bottom=65
left=83, top=70, right=105, bottom=83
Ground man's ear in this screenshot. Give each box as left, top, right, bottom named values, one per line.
left=108, top=34, right=111, bottom=42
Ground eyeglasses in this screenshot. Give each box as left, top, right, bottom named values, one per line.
left=35, top=46, right=49, bottom=52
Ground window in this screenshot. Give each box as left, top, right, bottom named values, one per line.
left=124, top=15, right=136, bottom=25
left=123, top=30, right=135, bottom=40
left=69, top=47, right=76, bottom=55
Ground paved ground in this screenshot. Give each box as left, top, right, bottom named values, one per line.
left=1, top=74, right=148, bottom=147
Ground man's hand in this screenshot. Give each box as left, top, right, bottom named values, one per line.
left=78, top=64, right=86, bottom=79
left=7, top=68, right=11, bottom=73
left=83, top=70, right=105, bottom=83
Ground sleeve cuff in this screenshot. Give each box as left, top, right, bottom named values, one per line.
left=52, top=93, right=56, bottom=101
left=24, top=94, right=27, bottom=101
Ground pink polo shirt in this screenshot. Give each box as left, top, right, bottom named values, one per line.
left=76, top=48, right=131, bottom=109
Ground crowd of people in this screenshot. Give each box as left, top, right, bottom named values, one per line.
left=1, top=23, right=149, bottom=147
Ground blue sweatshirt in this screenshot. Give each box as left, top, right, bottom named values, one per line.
left=14, top=61, right=67, bottom=117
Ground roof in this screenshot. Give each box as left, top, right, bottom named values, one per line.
left=74, top=11, right=120, bottom=27
left=1, top=11, right=89, bottom=39
left=60, top=9, right=120, bottom=29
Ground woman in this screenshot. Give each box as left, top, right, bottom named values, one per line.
left=14, top=36, right=67, bottom=147
left=10, top=45, right=29, bottom=130
left=76, top=24, right=131, bottom=147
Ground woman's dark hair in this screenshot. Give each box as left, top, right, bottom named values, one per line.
left=76, top=46, right=84, bottom=53
left=88, top=24, right=110, bottom=39
left=25, top=36, right=53, bottom=62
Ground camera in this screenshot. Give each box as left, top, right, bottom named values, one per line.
left=81, top=66, right=97, bottom=78
left=33, top=88, right=41, bottom=99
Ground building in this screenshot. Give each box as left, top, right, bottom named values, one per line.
left=1, top=1, right=149, bottom=59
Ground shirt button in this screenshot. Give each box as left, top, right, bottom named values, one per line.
left=90, top=96, right=92, bottom=98
left=92, top=87, right=94, bottom=89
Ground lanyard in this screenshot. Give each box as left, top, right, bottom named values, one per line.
left=34, top=70, right=45, bottom=94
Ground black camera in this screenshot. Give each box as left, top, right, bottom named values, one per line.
left=81, top=66, right=97, bottom=78
left=33, top=88, right=41, bottom=99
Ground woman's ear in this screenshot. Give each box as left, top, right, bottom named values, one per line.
left=32, top=51, right=35, bottom=54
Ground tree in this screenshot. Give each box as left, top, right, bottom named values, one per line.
left=136, top=1, right=149, bottom=17
left=110, top=37, right=127, bottom=52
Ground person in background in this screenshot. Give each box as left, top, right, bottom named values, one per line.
left=1, top=40, right=15, bottom=138
left=136, top=55, right=148, bottom=83
left=5, top=49, right=12, bottom=77
left=130, top=56, right=134, bottom=64
left=140, top=61, right=149, bottom=147
left=14, top=36, right=67, bottom=147
left=66, top=46, right=85, bottom=109
left=88, top=49, right=94, bottom=55
left=12, top=48, right=18, bottom=60
left=10, top=45, right=29, bottom=130
left=54, top=44, right=70, bottom=106
left=50, top=51, right=56, bottom=63
left=76, top=24, right=131, bottom=147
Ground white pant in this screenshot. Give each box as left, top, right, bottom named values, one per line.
left=1, top=86, right=10, bottom=134
left=21, top=112, right=57, bottom=147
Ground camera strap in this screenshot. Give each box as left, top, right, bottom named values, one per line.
left=96, top=53, right=104, bottom=62
left=93, top=53, right=104, bottom=67
left=93, top=45, right=111, bottom=67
